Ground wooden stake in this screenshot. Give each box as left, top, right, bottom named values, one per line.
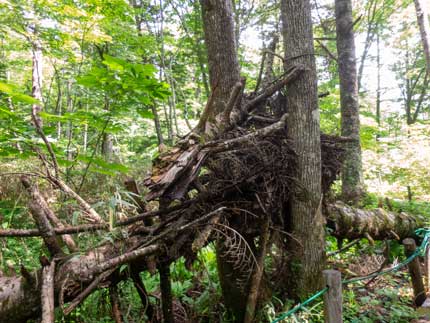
left=323, top=269, right=343, bottom=323
left=403, top=238, right=426, bottom=306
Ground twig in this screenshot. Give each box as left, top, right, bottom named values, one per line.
left=327, top=239, right=360, bottom=256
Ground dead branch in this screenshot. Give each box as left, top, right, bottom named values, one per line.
left=49, top=177, right=104, bottom=223
left=205, top=113, right=288, bottom=152
left=41, top=260, right=55, bottom=323
left=21, top=176, right=64, bottom=257
left=192, top=214, right=221, bottom=252
left=63, top=268, right=117, bottom=315
left=23, top=178, right=77, bottom=251
left=243, top=65, right=305, bottom=112
left=316, top=39, right=338, bottom=62
left=243, top=217, right=270, bottom=323
left=195, top=81, right=218, bottom=134
left=92, top=244, right=160, bottom=276
left=222, top=81, right=244, bottom=126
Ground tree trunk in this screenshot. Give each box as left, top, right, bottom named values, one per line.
left=326, top=201, right=423, bottom=241
left=281, top=0, right=325, bottom=299
left=101, top=97, right=113, bottom=160
left=199, top=1, right=245, bottom=320
left=414, top=0, right=430, bottom=74
left=200, top=0, right=241, bottom=134
left=31, top=37, right=43, bottom=127
left=65, top=79, right=74, bottom=161
left=262, top=28, right=279, bottom=89
left=335, top=0, right=364, bottom=203
left=376, top=30, right=381, bottom=126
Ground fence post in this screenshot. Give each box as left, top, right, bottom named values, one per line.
left=403, top=238, right=426, bottom=306
left=426, top=246, right=430, bottom=292
left=323, top=269, right=342, bottom=323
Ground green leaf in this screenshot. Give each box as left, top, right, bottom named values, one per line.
left=102, top=55, right=126, bottom=71
left=137, top=108, right=154, bottom=119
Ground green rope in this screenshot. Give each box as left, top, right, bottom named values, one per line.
left=270, top=228, right=430, bottom=323
left=270, top=287, right=328, bottom=323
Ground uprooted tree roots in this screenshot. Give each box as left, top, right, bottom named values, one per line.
left=0, top=71, right=420, bottom=322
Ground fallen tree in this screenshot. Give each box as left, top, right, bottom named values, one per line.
left=0, top=7, right=423, bottom=321
left=0, top=61, right=425, bottom=321
left=327, top=201, right=424, bottom=241
left=0, top=194, right=424, bottom=322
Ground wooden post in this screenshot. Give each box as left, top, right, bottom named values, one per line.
left=403, top=238, right=426, bottom=306
left=323, top=269, right=343, bottom=323
left=426, top=246, right=430, bottom=291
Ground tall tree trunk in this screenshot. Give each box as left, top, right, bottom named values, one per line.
left=130, top=0, right=165, bottom=147
left=31, top=38, right=43, bottom=127
left=55, top=73, right=62, bottom=139
left=102, top=96, right=113, bottom=160
left=199, top=0, right=244, bottom=320
left=281, top=0, right=325, bottom=299
left=193, top=1, right=210, bottom=98
left=414, top=0, right=430, bottom=74
left=262, top=28, right=279, bottom=89
left=65, top=80, right=74, bottom=161
left=152, top=105, right=164, bottom=146
left=376, top=30, right=381, bottom=126
left=335, top=0, right=364, bottom=203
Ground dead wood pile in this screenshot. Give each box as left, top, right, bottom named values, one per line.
left=0, top=69, right=419, bottom=322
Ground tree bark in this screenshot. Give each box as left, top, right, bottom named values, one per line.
left=335, top=0, right=364, bottom=203
left=414, top=0, right=430, bottom=74
left=31, top=37, right=43, bottom=128
left=198, top=2, right=249, bottom=321
left=281, top=0, right=325, bottom=299
left=376, top=30, right=381, bottom=125
left=326, top=201, right=423, bottom=241
left=199, top=0, right=241, bottom=134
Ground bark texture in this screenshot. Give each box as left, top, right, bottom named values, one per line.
left=335, top=0, right=364, bottom=203
left=281, top=0, right=326, bottom=299
left=199, top=0, right=241, bottom=134
left=31, top=37, right=43, bottom=127
left=327, top=201, right=423, bottom=241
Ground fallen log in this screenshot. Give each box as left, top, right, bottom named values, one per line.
left=0, top=202, right=425, bottom=322
left=0, top=207, right=226, bottom=322
left=326, top=201, right=424, bottom=241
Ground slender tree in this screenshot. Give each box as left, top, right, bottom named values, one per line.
left=335, top=0, right=364, bottom=203
left=281, top=0, right=325, bottom=299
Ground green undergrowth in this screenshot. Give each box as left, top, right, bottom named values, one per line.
left=360, top=192, right=430, bottom=218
